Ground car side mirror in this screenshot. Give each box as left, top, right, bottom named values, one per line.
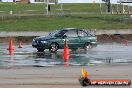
left=62, top=35, right=67, bottom=39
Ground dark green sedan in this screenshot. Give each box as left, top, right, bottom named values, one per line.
left=32, top=28, right=97, bottom=52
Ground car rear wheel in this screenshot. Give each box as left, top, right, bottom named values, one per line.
left=84, top=43, right=92, bottom=50
left=49, top=43, right=59, bottom=52
left=37, top=48, right=45, bottom=52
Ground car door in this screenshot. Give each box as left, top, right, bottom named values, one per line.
left=51, top=30, right=67, bottom=49
left=64, top=30, right=80, bottom=48
left=77, top=30, right=91, bottom=46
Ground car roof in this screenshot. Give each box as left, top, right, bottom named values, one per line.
left=60, top=28, right=82, bottom=31
left=63, top=28, right=77, bottom=30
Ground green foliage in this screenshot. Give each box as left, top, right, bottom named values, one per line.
left=0, top=2, right=132, bottom=31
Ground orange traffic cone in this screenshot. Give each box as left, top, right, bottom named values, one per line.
left=124, top=40, right=128, bottom=46
left=64, top=60, right=69, bottom=67
left=63, top=39, right=69, bottom=61
left=63, top=49, right=69, bottom=67
left=18, top=41, right=22, bottom=48
left=8, top=50, right=14, bottom=56
left=7, top=37, right=14, bottom=50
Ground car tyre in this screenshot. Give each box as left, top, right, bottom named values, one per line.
left=84, top=43, right=92, bottom=51
left=37, top=48, right=45, bottom=52
left=49, top=43, right=59, bottom=52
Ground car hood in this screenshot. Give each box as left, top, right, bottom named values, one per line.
left=34, top=36, right=53, bottom=41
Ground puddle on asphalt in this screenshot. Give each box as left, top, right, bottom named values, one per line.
left=0, top=43, right=132, bottom=67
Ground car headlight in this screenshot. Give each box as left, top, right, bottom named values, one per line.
left=33, top=39, right=35, bottom=42
left=41, top=41, right=47, bottom=43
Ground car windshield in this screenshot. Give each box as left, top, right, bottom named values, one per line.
left=48, top=30, right=59, bottom=37
left=49, top=29, right=67, bottom=37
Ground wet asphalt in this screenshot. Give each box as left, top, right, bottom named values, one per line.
left=0, top=42, right=132, bottom=67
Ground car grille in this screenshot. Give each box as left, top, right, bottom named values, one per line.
left=35, top=40, right=41, bottom=43
left=35, top=40, right=38, bottom=43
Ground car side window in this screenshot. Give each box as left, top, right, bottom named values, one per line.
left=65, top=30, right=77, bottom=37
left=54, top=30, right=67, bottom=37
left=78, top=30, right=88, bottom=37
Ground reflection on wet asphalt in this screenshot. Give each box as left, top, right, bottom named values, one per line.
left=0, top=42, right=132, bottom=67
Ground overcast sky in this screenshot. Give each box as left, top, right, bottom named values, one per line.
left=58, top=0, right=100, bottom=3
left=58, top=0, right=131, bottom=4
left=58, top=0, right=111, bottom=3
left=2, top=0, right=132, bottom=6
left=58, top=0, right=132, bottom=5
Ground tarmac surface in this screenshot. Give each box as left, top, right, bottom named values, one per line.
left=0, top=64, right=132, bottom=88
left=0, top=41, right=132, bottom=88
left=0, top=42, right=132, bottom=67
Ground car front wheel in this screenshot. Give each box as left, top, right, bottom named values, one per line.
left=49, top=43, right=59, bottom=52
left=84, top=43, right=92, bottom=50
left=37, top=48, right=45, bottom=52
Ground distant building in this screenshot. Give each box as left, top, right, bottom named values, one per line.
left=0, top=0, right=102, bottom=3
left=1, top=0, right=57, bottom=3
left=30, top=0, right=57, bottom=3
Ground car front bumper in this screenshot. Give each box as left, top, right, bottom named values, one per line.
left=91, top=42, right=97, bottom=46
left=32, top=41, right=49, bottom=49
